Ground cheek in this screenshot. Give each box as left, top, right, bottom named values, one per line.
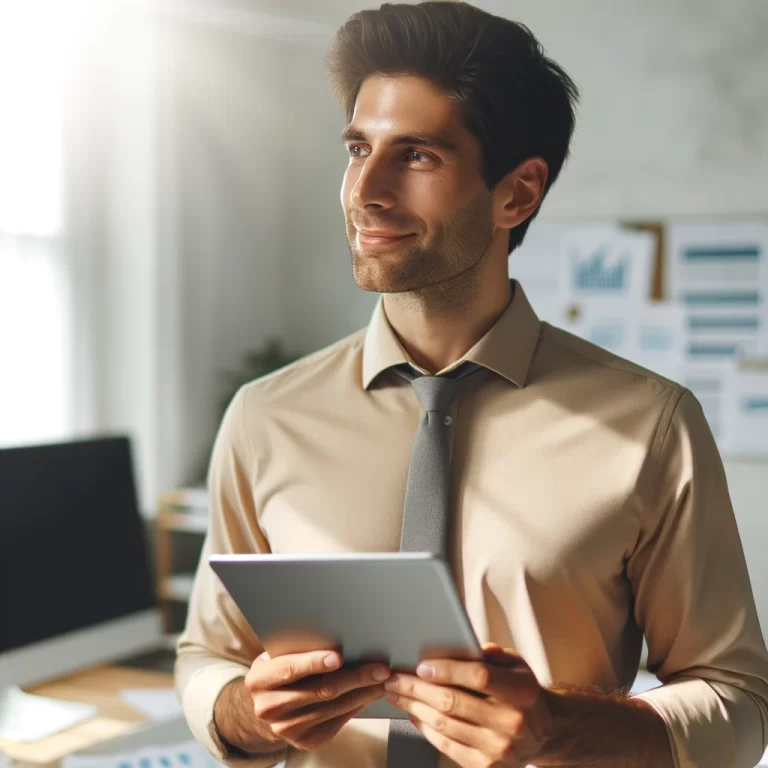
left=409, top=170, right=456, bottom=203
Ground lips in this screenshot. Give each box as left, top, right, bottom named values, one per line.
left=356, top=229, right=414, bottom=247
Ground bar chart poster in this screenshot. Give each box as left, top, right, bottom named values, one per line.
left=560, top=226, right=655, bottom=303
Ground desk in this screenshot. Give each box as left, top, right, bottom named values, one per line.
left=0, top=666, right=175, bottom=767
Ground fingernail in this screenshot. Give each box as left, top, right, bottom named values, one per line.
left=372, top=666, right=390, bottom=682
left=385, top=692, right=399, bottom=704
left=257, top=651, right=270, bottom=661
left=324, top=653, right=341, bottom=669
left=416, top=663, right=434, bottom=680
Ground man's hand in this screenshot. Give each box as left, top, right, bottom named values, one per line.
left=383, top=643, right=674, bottom=768
left=240, top=649, right=390, bottom=752
left=383, top=643, right=552, bottom=767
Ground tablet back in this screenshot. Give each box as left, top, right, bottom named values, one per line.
left=209, top=552, right=482, bottom=719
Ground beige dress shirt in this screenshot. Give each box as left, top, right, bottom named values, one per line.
left=176, top=282, right=768, bottom=768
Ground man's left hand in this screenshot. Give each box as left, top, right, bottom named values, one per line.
left=384, top=643, right=554, bottom=767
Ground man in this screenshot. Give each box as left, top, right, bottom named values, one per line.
left=176, top=2, right=768, bottom=767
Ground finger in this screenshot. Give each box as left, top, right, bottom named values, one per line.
left=416, top=659, right=538, bottom=706
left=284, top=702, right=368, bottom=751
left=386, top=675, right=526, bottom=735
left=390, top=695, right=515, bottom=758
left=482, top=644, right=524, bottom=666
left=253, top=663, right=390, bottom=722
left=270, top=684, right=384, bottom=740
left=245, top=650, right=342, bottom=691
left=412, top=718, right=491, bottom=768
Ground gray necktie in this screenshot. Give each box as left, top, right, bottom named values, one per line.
left=387, top=362, right=482, bottom=768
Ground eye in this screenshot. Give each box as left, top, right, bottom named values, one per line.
left=404, top=149, right=437, bottom=167
left=347, top=144, right=369, bottom=158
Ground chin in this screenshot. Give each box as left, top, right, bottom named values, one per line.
left=353, top=261, right=397, bottom=293
left=352, top=256, right=434, bottom=294
left=352, top=255, right=398, bottom=293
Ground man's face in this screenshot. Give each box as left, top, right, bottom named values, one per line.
left=341, top=75, right=494, bottom=294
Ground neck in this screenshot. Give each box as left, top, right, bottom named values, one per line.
left=382, top=262, right=512, bottom=374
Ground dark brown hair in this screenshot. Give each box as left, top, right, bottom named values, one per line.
left=327, top=1, right=579, bottom=254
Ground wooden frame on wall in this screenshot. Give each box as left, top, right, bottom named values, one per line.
left=619, top=220, right=665, bottom=300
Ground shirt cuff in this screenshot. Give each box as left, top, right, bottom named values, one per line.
left=179, top=659, right=287, bottom=767
left=632, top=677, right=734, bottom=768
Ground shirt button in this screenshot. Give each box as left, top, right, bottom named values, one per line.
left=444, top=415, right=453, bottom=426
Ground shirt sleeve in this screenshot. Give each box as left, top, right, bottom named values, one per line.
left=175, top=386, right=286, bottom=767
left=627, top=388, right=768, bottom=768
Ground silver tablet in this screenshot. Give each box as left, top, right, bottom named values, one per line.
left=209, top=552, right=482, bottom=719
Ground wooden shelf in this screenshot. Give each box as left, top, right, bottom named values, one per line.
left=158, top=574, right=195, bottom=602
left=154, top=490, right=209, bottom=634
left=156, top=510, right=208, bottom=534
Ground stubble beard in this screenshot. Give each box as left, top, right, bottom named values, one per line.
left=348, top=190, right=494, bottom=312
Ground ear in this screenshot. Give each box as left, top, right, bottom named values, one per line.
left=493, top=156, right=549, bottom=231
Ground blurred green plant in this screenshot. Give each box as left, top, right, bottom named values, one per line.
left=217, top=338, right=300, bottom=420
left=188, top=338, right=301, bottom=486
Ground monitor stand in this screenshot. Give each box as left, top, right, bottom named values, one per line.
left=0, top=686, right=97, bottom=743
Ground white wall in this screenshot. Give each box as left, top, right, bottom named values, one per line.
left=158, top=12, right=290, bottom=483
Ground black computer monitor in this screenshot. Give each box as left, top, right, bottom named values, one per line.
left=0, top=436, right=161, bottom=688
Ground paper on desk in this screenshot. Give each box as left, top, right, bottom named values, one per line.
left=0, top=686, right=97, bottom=742
left=61, top=740, right=223, bottom=768
left=119, top=689, right=183, bottom=721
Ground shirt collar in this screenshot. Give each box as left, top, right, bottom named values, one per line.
left=362, top=280, right=541, bottom=389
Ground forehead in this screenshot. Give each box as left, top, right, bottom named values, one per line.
left=350, top=74, right=467, bottom=141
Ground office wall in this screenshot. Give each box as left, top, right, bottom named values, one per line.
left=159, top=15, right=289, bottom=482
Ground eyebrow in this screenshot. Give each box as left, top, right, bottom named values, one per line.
left=341, top=126, right=460, bottom=155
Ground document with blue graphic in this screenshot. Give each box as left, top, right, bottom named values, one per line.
left=668, top=219, right=768, bottom=452
left=62, top=741, right=223, bottom=768
left=722, top=357, right=768, bottom=456
left=565, top=299, right=686, bottom=384
left=560, top=225, right=655, bottom=304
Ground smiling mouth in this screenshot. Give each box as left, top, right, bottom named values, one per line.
left=356, top=230, right=415, bottom=248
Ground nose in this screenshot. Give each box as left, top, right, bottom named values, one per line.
left=349, top=153, right=397, bottom=211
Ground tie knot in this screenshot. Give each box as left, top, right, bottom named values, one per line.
left=392, top=361, right=483, bottom=414
left=411, top=375, right=459, bottom=414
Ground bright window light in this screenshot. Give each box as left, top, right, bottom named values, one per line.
left=0, top=234, right=72, bottom=446
left=0, top=1, right=78, bottom=235
left=0, top=0, right=97, bottom=444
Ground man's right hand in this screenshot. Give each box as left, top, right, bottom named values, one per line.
left=217, top=649, right=391, bottom=754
